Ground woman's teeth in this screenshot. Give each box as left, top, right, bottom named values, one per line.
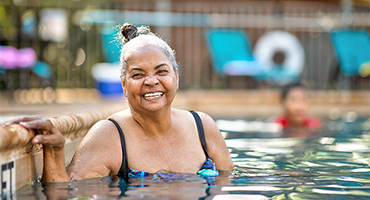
left=144, top=92, right=163, bottom=99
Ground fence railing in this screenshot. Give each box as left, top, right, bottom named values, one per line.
left=1, top=0, right=369, bottom=91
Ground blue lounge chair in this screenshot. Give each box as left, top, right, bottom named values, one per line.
left=32, top=61, right=52, bottom=79
left=91, top=26, right=123, bottom=98
left=330, top=29, right=370, bottom=76
left=31, top=61, right=54, bottom=88
left=100, top=26, right=121, bottom=63
left=205, top=29, right=305, bottom=85
left=205, top=29, right=261, bottom=76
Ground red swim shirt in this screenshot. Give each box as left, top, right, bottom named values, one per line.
left=274, top=116, right=322, bottom=129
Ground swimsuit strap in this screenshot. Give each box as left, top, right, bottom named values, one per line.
left=108, top=118, right=129, bottom=182
left=109, top=111, right=209, bottom=181
left=189, top=110, right=210, bottom=158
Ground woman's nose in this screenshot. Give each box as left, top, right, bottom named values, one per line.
left=144, top=74, right=159, bottom=86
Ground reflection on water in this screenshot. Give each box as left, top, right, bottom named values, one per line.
left=11, top=118, right=370, bottom=199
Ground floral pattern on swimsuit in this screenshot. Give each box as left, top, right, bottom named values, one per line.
left=128, top=157, right=219, bottom=179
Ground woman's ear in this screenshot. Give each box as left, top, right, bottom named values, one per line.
left=176, top=69, right=179, bottom=90
left=121, top=79, right=127, bottom=97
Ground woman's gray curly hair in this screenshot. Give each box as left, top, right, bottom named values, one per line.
left=119, top=23, right=179, bottom=79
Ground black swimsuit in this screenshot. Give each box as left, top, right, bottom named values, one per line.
left=108, top=110, right=218, bottom=182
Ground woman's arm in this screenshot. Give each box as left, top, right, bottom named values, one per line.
left=197, top=112, right=234, bottom=170
left=5, top=116, right=69, bottom=182
left=5, top=117, right=122, bottom=182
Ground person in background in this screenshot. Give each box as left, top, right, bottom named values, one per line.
left=274, top=82, right=321, bottom=138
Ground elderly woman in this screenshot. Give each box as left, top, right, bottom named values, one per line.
left=6, top=24, right=233, bottom=182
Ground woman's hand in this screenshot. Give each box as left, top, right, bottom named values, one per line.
left=5, top=115, right=65, bottom=150
left=5, top=115, right=69, bottom=182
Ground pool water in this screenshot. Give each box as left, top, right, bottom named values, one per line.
left=11, top=118, right=370, bottom=199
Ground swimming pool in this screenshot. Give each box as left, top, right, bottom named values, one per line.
left=10, top=117, right=370, bottom=199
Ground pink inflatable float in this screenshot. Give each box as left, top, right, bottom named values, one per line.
left=0, top=46, right=37, bottom=69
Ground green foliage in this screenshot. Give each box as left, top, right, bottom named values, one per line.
left=0, top=6, right=15, bottom=41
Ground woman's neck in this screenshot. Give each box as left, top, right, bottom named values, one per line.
left=129, top=107, right=173, bottom=137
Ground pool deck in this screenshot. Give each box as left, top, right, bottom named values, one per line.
left=0, top=89, right=369, bottom=121
left=174, top=89, right=370, bottom=119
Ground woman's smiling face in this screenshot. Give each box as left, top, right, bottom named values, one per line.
left=122, top=45, right=179, bottom=113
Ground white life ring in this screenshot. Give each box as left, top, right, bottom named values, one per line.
left=254, top=31, right=305, bottom=84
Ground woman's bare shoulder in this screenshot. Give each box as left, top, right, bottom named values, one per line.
left=66, top=119, right=123, bottom=178
left=192, top=111, right=218, bottom=132
left=193, top=111, right=234, bottom=169
left=73, top=119, right=122, bottom=156
left=171, top=108, right=201, bottom=125
left=171, top=109, right=217, bottom=131
left=107, top=109, right=132, bottom=125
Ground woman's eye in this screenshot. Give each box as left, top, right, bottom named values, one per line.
left=132, top=74, right=144, bottom=79
left=157, top=70, right=168, bottom=75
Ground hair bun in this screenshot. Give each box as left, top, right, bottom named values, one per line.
left=120, top=23, right=153, bottom=44
left=121, top=23, right=138, bottom=44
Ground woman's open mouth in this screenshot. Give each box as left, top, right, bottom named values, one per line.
left=143, top=92, right=164, bottom=100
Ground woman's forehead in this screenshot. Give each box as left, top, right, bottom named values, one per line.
left=125, top=43, right=165, bottom=58
left=123, top=35, right=164, bottom=53
left=127, top=46, right=170, bottom=64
